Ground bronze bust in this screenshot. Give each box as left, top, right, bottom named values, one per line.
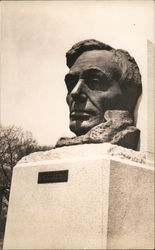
left=56, top=39, right=142, bottom=150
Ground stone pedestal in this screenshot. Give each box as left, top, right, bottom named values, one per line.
left=3, top=144, right=154, bottom=249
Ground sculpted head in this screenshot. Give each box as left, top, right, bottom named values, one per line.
left=65, top=39, right=142, bottom=136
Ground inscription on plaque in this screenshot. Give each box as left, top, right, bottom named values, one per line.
left=38, top=170, right=69, bottom=184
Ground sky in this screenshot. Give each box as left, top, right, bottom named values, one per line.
left=0, top=0, right=154, bottom=147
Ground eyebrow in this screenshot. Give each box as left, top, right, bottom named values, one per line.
left=82, top=67, right=111, bottom=80
left=64, top=72, right=78, bottom=82
left=65, top=67, right=111, bottom=81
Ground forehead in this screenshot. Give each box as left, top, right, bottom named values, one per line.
left=70, top=50, right=120, bottom=75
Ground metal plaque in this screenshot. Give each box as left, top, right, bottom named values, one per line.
left=38, top=170, right=69, bottom=184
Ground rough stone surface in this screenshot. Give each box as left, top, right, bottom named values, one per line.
left=18, top=143, right=146, bottom=166
left=107, top=160, right=154, bottom=249
left=4, top=158, right=110, bottom=249
left=56, top=110, right=140, bottom=150
left=4, top=154, right=154, bottom=249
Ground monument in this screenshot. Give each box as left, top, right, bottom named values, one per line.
left=56, top=39, right=142, bottom=149
left=3, top=40, right=154, bottom=249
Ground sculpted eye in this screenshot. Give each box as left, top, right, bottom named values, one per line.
left=89, top=78, right=100, bottom=89
left=85, top=75, right=109, bottom=91
left=65, top=75, right=78, bottom=93
left=86, top=78, right=103, bottom=90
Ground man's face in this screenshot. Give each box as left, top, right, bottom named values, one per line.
left=65, top=50, right=124, bottom=136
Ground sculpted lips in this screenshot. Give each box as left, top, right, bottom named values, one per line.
left=70, top=110, right=92, bottom=121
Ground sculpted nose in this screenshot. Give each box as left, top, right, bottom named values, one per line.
left=70, top=79, right=87, bottom=101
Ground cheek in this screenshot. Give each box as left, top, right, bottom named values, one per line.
left=90, top=88, right=123, bottom=110
left=105, top=84, right=122, bottom=100
left=86, top=83, right=122, bottom=99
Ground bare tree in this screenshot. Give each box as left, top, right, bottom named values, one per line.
left=0, top=125, right=52, bottom=247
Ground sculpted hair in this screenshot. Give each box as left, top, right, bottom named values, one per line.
left=66, top=39, right=113, bottom=68
left=66, top=39, right=142, bottom=113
